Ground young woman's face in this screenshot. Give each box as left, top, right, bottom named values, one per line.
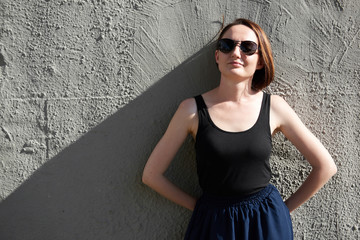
left=215, top=24, right=263, bottom=80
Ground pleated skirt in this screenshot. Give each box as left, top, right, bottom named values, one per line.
left=184, top=184, right=293, bottom=240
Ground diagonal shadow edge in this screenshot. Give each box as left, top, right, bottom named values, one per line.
left=0, top=44, right=219, bottom=239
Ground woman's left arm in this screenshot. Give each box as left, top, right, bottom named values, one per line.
left=270, top=95, right=337, bottom=213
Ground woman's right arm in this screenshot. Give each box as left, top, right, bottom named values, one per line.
left=142, top=98, right=198, bottom=211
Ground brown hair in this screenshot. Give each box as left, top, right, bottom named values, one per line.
left=216, top=18, right=274, bottom=91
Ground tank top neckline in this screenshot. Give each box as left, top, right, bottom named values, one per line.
left=198, top=92, right=266, bottom=134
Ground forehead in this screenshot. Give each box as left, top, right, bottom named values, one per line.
left=222, top=25, right=258, bottom=43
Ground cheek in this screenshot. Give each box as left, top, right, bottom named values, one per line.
left=247, top=56, right=260, bottom=67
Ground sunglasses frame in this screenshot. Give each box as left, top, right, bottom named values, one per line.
left=217, top=38, right=259, bottom=56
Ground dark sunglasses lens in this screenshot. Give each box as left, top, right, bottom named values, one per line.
left=240, top=41, right=258, bottom=55
left=217, top=39, right=235, bottom=53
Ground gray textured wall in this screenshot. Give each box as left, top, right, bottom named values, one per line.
left=0, top=0, right=359, bottom=239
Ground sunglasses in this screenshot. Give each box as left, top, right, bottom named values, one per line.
left=217, top=38, right=259, bottom=56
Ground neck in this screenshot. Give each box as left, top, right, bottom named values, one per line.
left=216, top=76, right=259, bottom=102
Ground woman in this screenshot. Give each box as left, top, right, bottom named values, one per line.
left=142, top=18, right=337, bottom=239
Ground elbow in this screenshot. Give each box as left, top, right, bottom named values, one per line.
left=318, top=160, right=337, bottom=179
left=327, top=156, right=337, bottom=177
left=142, top=162, right=152, bottom=186
left=311, top=159, right=337, bottom=180
left=142, top=169, right=158, bottom=187
left=142, top=171, right=151, bottom=186
left=329, top=162, right=337, bottom=177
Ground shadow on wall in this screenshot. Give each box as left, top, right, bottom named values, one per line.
left=0, top=44, right=219, bottom=240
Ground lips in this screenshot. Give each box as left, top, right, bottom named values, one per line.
left=228, top=61, right=244, bottom=67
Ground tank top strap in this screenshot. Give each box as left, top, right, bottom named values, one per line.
left=194, top=95, right=211, bottom=132
left=262, top=92, right=271, bottom=118
left=194, top=95, right=207, bottom=110
left=258, top=92, right=271, bottom=135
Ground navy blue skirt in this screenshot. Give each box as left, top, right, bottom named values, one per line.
left=184, top=184, right=293, bottom=240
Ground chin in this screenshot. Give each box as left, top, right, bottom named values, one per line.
left=227, top=69, right=253, bottom=79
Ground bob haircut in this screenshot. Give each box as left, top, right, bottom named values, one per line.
left=216, top=18, right=274, bottom=91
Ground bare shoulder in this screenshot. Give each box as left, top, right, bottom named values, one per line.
left=173, top=97, right=198, bottom=137
left=270, top=94, right=299, bottom=134
left=270, top=94, right=299, bottom=119
left=178, top=97, right=197, bottom=115
left=270, top=94, right=292, bottom=113
left=175, top=98, right=198, bottom=123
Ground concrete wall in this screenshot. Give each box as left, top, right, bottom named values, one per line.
left=0, top=0, right=359, bottom=239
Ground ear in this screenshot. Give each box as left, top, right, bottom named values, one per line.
left=256, top=58, right=264, bottom=70
left=215, top=50, right=219, bottom=64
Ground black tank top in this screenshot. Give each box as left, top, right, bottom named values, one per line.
left=194, top=92, right=272, bottom=197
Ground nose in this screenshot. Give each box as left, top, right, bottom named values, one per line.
left=231, top=44, right=242, bottom=58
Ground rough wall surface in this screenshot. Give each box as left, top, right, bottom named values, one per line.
left=0, top=0, right=359, bottom=239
